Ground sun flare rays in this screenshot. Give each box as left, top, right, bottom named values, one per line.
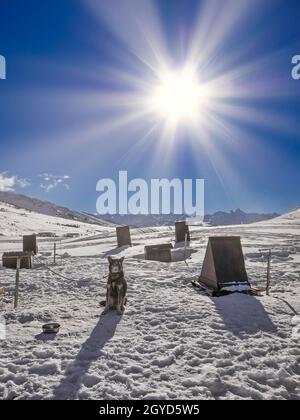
left=11, top=0, right=299, bottom=197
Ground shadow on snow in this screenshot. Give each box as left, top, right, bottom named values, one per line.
left=211, top=294, right=277, bottom=337
left=52, top=313, right=121, bottom=400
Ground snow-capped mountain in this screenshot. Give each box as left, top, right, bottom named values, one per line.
left=204, top=209, right=279, bottom=226
left=100, top=209, right=279, bottom=227
left=98, top=213, right=191, bottom=227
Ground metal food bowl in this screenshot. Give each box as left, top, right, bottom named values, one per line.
left=42, top=323, right=60, bottom=334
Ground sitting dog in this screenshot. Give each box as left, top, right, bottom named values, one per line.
left=103, top=256, right=127, bottom=315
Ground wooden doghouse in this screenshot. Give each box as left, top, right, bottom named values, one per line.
left=2, top=252, right=33, bottom=269
left=199, top=237, right=250, bottom=292
left=23, top=234, right=38, bottom=255
left=145, top=244, right=173, bottom=263
left=116, top=226, right=132, bottom=248
left=175, top=221, right=190, bottom=243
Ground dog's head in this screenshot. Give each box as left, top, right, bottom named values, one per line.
left=108, top=256, right=125, bottom=274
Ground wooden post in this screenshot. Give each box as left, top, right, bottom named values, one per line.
left=53, top=242, right=56, bottom=265
left=0, top=288, right=5, bottom=309
left=14, top=257, right=21, bottom=310
left=260, top=248, right=272, bottom=296
left=266, top=250, right=272, bottom=296
left=184, top=232, right=188, bottom=262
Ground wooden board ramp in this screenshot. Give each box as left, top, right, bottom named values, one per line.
left=116, top=226, right=132, bottom=248
left=145, top=244, right=173, bottom=263
left=199, top=237, right=251, bottom=294
left=2, top=252, right=33, bottom=269
left=175, top=221, right=190, bottom=243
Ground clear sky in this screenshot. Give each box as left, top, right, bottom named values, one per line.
left=0, top=0, right=300, bottom=215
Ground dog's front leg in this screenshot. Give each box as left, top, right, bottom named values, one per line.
left=103, top=286, right=111, bottom=314
left=121, top=284, right=127, bottom=312
left=119, top=291, right=125, bottom=312
left=120, top=297, right=126, bottom=312
left=116, top=286, right=122, bottom=315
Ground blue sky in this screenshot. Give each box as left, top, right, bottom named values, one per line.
left=0, top=0, right=300, bottom=215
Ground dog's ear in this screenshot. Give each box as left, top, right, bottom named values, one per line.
left=108, top=256, right=113, bottom=264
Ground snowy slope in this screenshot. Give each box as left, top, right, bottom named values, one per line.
left=0, top=206, right=299, bottom=400
left=0, top=191, right=113, bottom=228
left=274, top=208, right=300, bottom=223
left=0, top=201, right=115, bottom=238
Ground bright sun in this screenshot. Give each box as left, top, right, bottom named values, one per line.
left=149, top=66, right=203, bottom=124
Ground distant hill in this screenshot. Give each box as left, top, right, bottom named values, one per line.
left=99, top=209, right=279, bottom=227
left=0, top=191, right=113, bottom=227
left=96, top=214, right=185, bottom=227
left=269, top=207, right=300, bottom=223
left=0, top=191, right=280, bottom=230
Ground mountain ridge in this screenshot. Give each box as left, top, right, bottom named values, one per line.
left=99, top=208, right=280, bottom=227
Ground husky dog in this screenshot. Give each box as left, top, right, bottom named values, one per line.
left=103, top=257, right=127, bottom=315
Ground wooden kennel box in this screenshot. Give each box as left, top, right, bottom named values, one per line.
left=23, top=234, right=38, bottom=255
left=116, top=226, right=132, bottom=248
left=145, top=244, right=173, bottom=263
left=2, top=252, right=33, bottom=269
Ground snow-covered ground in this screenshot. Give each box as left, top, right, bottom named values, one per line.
left=0, top=205, right=299, bottom=400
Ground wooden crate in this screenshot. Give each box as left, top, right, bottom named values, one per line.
left=2, top=252, right=32, bottom=269
left=145, top=244, right=173, bottom=263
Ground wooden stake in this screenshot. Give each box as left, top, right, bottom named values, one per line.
left=54, top=242, right=56, bottom=265
left=0, top=288, right=5, bottom=309
left=260, top=248, right=272, bottom=296
left=14, top=257, right=21, bottom=310
left=266, top=250, right=272, bottom=296
left=184, top=233, right=188, bottom=262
